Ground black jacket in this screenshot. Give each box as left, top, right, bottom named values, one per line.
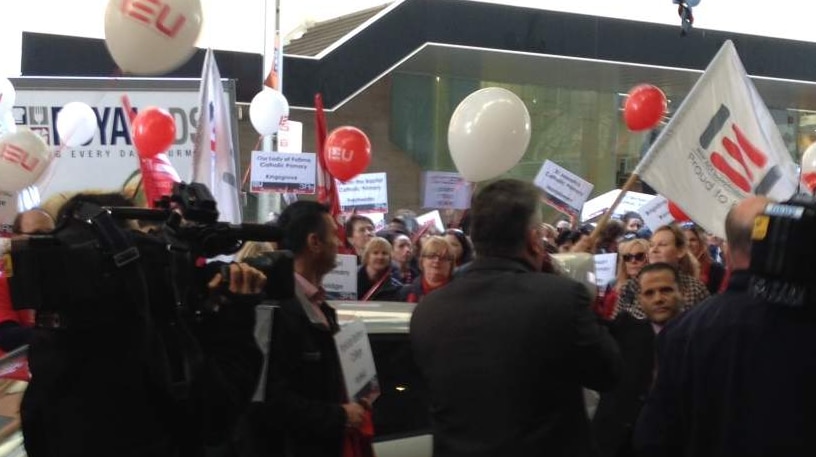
left=410, top=257, right=622, bottom=457
left=592, top=314, right=657, bottom=457
left=20, top=237, right=262, bottom=457
left=357, top=266, right=403, bottom=301
left=634, top=270, right=816, bottom=457
left=235, top=291, right=347, bottom=457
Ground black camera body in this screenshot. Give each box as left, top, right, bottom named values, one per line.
left=5, top=182, right=293, bottom=317
left=749, top=194, right=816, bottom=308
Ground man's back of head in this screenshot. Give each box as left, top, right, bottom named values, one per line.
left=471, top=179, right=542, bottom=261
left=278, top=201, right=331, bottom=256
left=725, top=196, right=770, bottom=270
left=12, top=208, right=55, bottom=235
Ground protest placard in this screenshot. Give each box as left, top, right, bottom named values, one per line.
left=639, top=196, right=675, bottom=231
left=534, top=160, right=594, bottom=216
left=335, top=319, right=380, bottom=403
left=323, top=254, right=358, bottom=300
left=337, top=172, right=388, bottom=214
left=422, top=171, right=472, bottom=209
left=250, top=151, right=316, bottom=194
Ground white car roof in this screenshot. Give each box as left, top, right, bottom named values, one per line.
left=330, top=300, right=415, bottom=334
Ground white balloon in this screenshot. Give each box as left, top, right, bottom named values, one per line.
left=249, top=89, right=290, bottom=136
left=448, top=87, right=531, bottom=182
left=56, top=102, right=98, bottom=147
left=0, top=128, right=52, bottom=193
left=104, top=0, right=203, bottom=75
left=0, top=78, right=16, bottom=116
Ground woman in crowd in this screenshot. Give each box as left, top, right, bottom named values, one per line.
left=357, top=237, right=403, bottom=301
left=389, top=232, right=419, bottom=285
left=444, top=228, right=474, bottom=267
left=597, top=238, right=650, bottom=320
left=615, top=224, right=709, bottom=319
left=398, top=236, right=455, bottom=303
left=621, top=211, right=644, bottom=234
left=683, top=223, right=726, bottom=294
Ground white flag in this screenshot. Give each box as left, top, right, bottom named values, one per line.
left=192, top=48, right=242, bottom=224
left=635, top=40, right=797, bottom=238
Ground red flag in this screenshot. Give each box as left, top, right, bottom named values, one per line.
left=315, top=94, right=350, bottom=251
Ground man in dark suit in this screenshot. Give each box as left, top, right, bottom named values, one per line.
left=410, top=179, right=622, bottom=457
left=592, top=262, right=684, bottom=457
left=237, top=201, right=367, bottom=457
left=634, top=196, right=816, bottom=457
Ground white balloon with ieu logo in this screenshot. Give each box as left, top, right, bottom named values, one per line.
left=0, top=128, right=52, bottom=194
left=104, top=0, right=203, bottom=75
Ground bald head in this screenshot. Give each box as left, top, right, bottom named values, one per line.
left=725, top=196, right=771, bottom=269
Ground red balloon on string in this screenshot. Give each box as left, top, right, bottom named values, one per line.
left=668, top=201, right=690, bottom=222
left=623, top=84, right=667, bottom=131
left=324, top=126, right=371, bottom=181
left=132, top=107, right=176, bottom=159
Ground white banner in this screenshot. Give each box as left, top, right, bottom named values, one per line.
left=335, top=319, right=380, bottom=403
left=639, top=195, right=674, bottom=231
left=323, top=253, right=358, bottom=300
left=581, top=189, right=656, bottom=222
left=192, top=49, right=242, bottom=223
left=250, top=151, right=316, bottom=194
left=534, top=160, right=594, bottom=215
left=421, top=171, right=472, bottom=209
left=635, top=40, right=798, bottom=238
left=2, top=77, right=238, bottom=228
left=336, top=172, right=388, bottom=214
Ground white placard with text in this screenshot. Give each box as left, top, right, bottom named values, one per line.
left=336, top=172, right=388, bottom=214
left=250, top=151, right=316, bottom=194
left=323, top=254, right=358, bottom=300
left=416, top=210, right=445, bottom=233
left=534, top=160, right=594, bottom=215
left=639, top=195, right=675, bottom=231
left=594, top=253, right=618, bottom=289
left=422, top=171, right=472, bottom=209
left=335, top=319, right=380, bottom=403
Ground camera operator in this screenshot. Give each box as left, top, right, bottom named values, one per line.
left=235, top=201, right=368, bottom=457
left=18, top=192, right=265, bottom=457
left=634, top=196, right=816, bottom=456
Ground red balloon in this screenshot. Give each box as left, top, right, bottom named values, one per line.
left=132, top=107, right=176, bottom=159
left=623, top=84, right=667, bottom=131
left=324, top=126, right=371, bottom=181
left=668, top=201, right=690, bottom=222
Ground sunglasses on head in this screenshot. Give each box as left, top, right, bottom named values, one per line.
left=623, top=252, right=646, bottom=262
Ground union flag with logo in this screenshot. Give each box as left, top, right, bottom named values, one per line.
left=635, top=40, right=798, bottom=238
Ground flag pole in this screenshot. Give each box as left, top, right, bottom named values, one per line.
left=588, top=172, right=640, bottom=243
left=256, top=0, right=283, bottom=222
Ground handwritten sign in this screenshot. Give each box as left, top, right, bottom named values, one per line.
left=335, top=319, right=380, bottom=403
left=337, top=172, right=388, bottom=214
left=581, top=189, right=657, bottom=222
left=422, top=171, right=472, bottom=209
left=416, top=210, right=445, bottom=233
left=323, top=254, right=358, bottom=300
left=594, top=253, right=618, bottom=289
left=250, top=151, right=316, bottom=194
left=534, top=160, right=594, bottom=215
left=639, top=195, right=675, bottom=231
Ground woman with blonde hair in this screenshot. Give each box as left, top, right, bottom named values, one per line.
left=357, top=237, right=403, bottom=301
left=397, top=236, right=455, bottom=303
left=615, top=224, right=709, bottom=319
left=598, top=238, right=649, bottom=320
